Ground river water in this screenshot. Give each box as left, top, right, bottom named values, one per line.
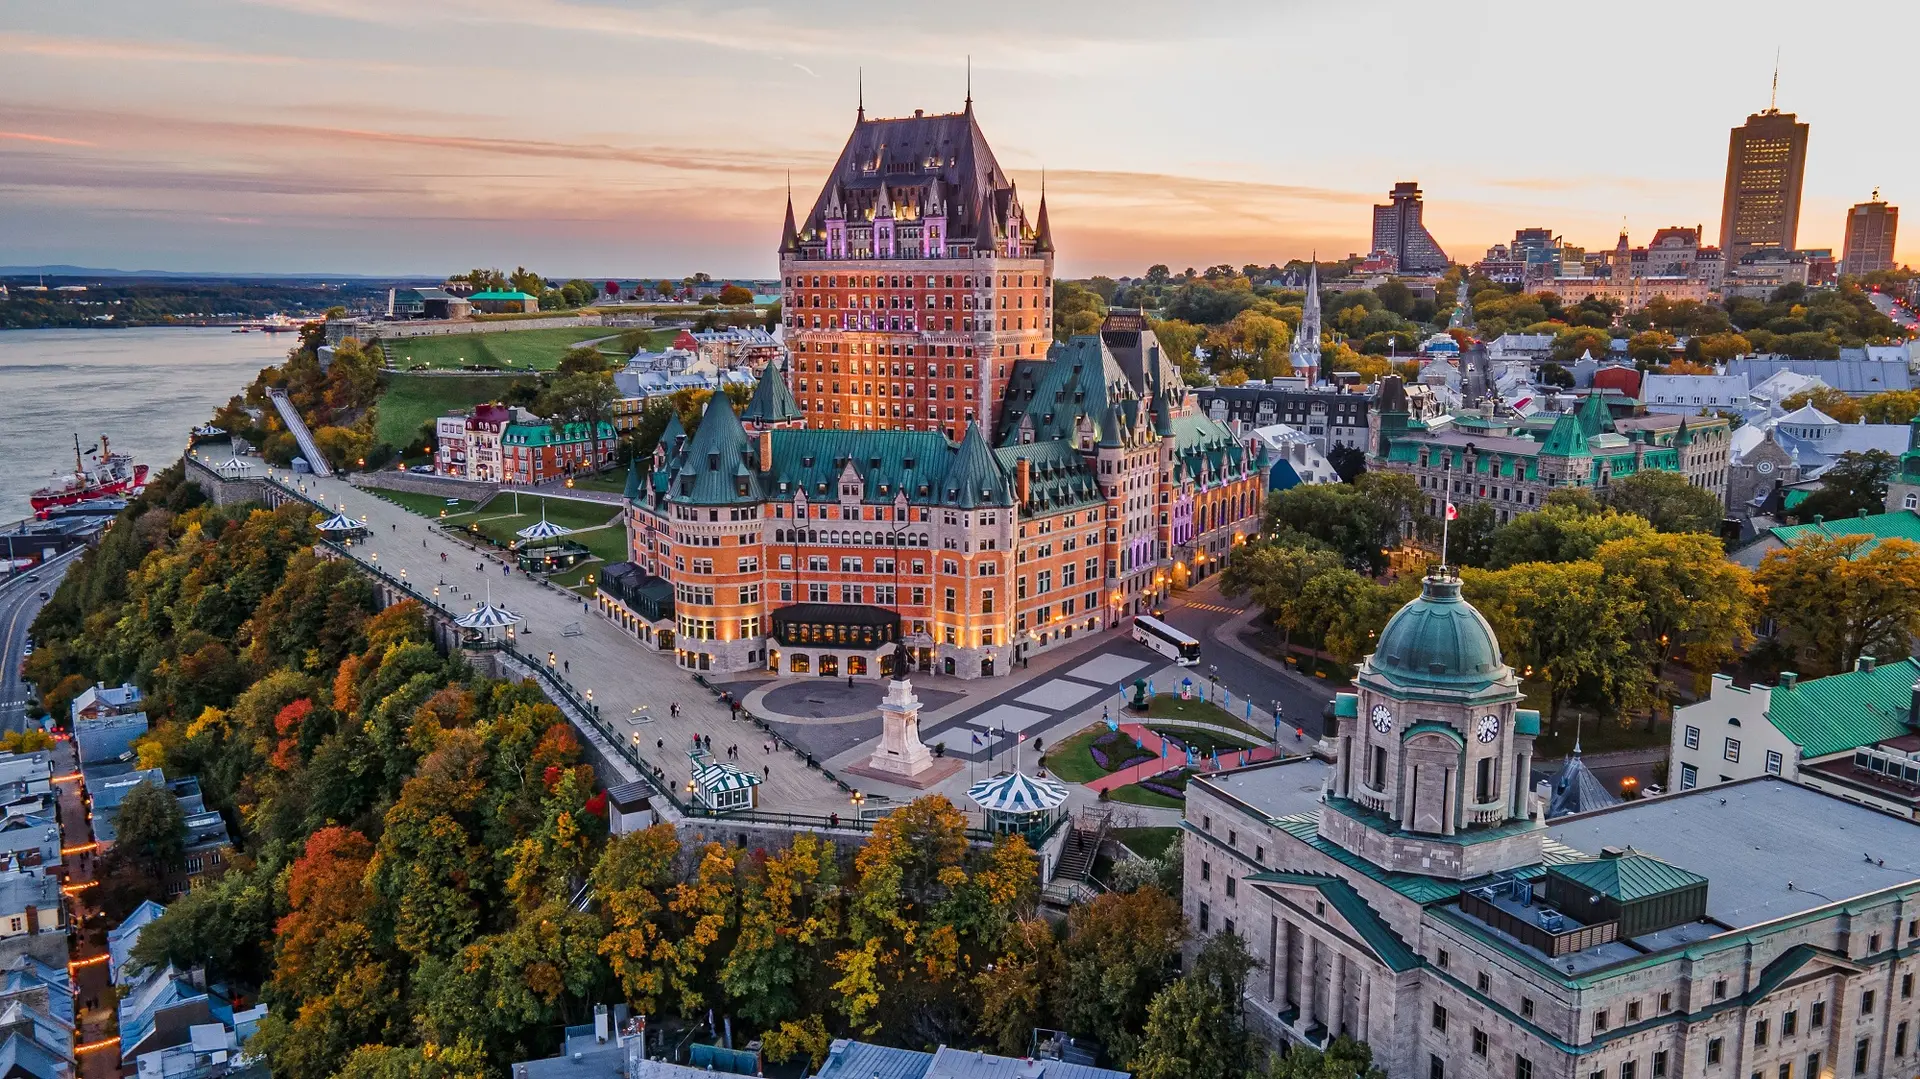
left=0, top=327, right=290, bottom=522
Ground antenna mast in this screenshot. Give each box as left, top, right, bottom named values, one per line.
left=1769, top=48, right=1779, bottom=111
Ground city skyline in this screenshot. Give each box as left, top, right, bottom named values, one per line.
left=3, top=0, right=1917, bottom=277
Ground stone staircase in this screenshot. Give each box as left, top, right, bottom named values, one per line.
left=1046, top=806, right=1113, bottom=904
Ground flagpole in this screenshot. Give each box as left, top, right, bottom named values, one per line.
left=1440, top=501, right=1453, bottom=571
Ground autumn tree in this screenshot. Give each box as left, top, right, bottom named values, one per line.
left=834, top=795, right=971, bottom=1036
left=592, top=824, right=680, bottom=1014
left=1755, top=535, right=1920, bottom=675
left=1488, top=504, right=1653, bottom=567
left=1780, top=384, right=1863, bottom=424
left=974, top=917, right=1064, bottom=1056
left=722, top=833, right=842, bottom=1026
left=1595, top=533, right=1755, bottom=687
left=1464, top=561, right=1646, bottom=727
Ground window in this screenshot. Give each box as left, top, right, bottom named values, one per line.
left=1784, top=1009, right=1797, bottom=1036
left=1755, top=1017, right=1768, bottom=1046
left=1904, top=972, right=1914, bottom=999
left=1871, top=933, right=1882, bottom=953
left=1855, top=1037, right=1870, bottom=1075
left=4, top=919, right=15, bottom=933
left=1473, top=1029, right=1488, bottom=1057
left=1438, top=949, right=1450, bottom=969
left=1681, top=763, right=1699, bottom=789
left=1777, top=1066, right=1790, bottom=1079
left=1685, top=725, right=1700, bottom=749
left=1515, top=1059, right=1533, bottom=1079
left=1898, top=1021, right=1909, bottom=1057
left=1225, top=877, right=1236, bottom=897
left=1521, top=997, right=1535, bottom=1019
left=1863, top=989, right=1876, bottom=1014
left=1811, top=1000, right=1825, bottom=1027
left=1621, top=1064, right=1636, bottom=1079
left=1627, top=1000, right=1641, bottom=1022
left=1594, top=1009, right=1609, bottom=1034
left=1652, top=1050, right=1668, bottom=1078
left=1725, top=737, right=1741, bottom=762
left=1430, top=1056, right=1444, bottom=1079
left=1198, top=902, right=1209, bottom=932
left=1715, top=979, right=1728, bottom=1000
left=1432, top=1004, right=1448, bottom=1032
left=1805, top=1055, right=1819, bottom=1079
left=1766, top=750, right=1783, bottom=775
left=1200, top=860, right=1211, bottom=881
left=1478, top=972, right=1491, bottom=993
left=1659, top=992, right=1673, bottom=1012
left=1707, top=1038, right=1723, bottom=1065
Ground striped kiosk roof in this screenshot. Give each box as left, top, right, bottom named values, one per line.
left=967, top=770, right=1069, bottom=815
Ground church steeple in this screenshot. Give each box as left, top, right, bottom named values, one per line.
left=778, top=176, right=798, bottom=255
left=1291, top=257, right=1323, bottom=383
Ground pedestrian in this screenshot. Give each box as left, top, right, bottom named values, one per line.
left=670, top=702, right=679, bottom=718
left=764, top=741, right=771, bottom=754
left=763, top=764, right=770, bottom=779
left=656, top=738, right=664, bottom=751
left=563, top=659, right=570, bottom=673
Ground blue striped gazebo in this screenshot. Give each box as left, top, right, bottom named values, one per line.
left=690, top=751, right=761, bottom=812
left=967, top=770, right=1069, bottom=835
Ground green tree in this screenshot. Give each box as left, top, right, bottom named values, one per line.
left=974, top=917, right=1064, bottom=1056
left=508, top=267, right=544, bottom=297
left=1220, top=542, right=1345, bottom=649
left=128, top=859, right=276, bottom=984
left=1602, top=470, right=1725, bottom=533
left=1596, top=532, right=1756, bottom=688
left=1464, top=561, right=1646, bottom=727
left=722, top=833, right=841, bottom=1026
left=1057, top=887, right=1185, bottom=1065
left=1627, top=330, right=1678, bottom=364
left=1755, top=535, right=1920, bottom=675
left=1207, top=311, right=1292, bottom=379
left=1131, top=932, right=1257, bottom=1079
left=114, top=780, right=188, bottom=875
left=1488, top=505, right=1653, bottom=567
left=1260, top=1036, right=1389, bottom=1079
left=1446, top=501, right=1501, bottom=568
left=556, top=346, right=611, bottom=378
left=1692, top=331, right=1753, bottom=363
left=1792, top=451, right=1896, bottom=521
left=1551, top=325, right=1612, bottom=363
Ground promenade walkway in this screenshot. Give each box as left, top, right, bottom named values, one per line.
left=280, top=468, right=856, bottom=814
left=1081, top=722, right=1280, bottom=794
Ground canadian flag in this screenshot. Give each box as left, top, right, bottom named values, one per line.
left=1445, top=502, right=1458, bottom=521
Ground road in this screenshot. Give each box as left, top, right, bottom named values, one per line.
left=1158, top=574, right=1341, bottom=740
left=1868, top=291, right=1918, bottom=332
left=0, top=549, right=82, bottom=734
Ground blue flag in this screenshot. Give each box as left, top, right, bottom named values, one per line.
left=1211, top=748, right=1220, bottom=768
left=1107, top=718, right=1119, bottom=732
left=1245, top=699, right=1253, bottom=719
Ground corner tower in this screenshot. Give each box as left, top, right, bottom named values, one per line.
left=1322, top=569, right=1542, bottom=880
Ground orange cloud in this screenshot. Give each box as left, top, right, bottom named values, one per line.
left=0, top=130, right=94, bottom=147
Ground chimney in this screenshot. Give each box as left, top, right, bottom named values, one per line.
left=758, top=429, right=773, bottom=472
left=1016, top=457, right=1032, bottom=504
left=1857, top=656, right=1878, bottom=673
left=594, top=1004, right=609, bottom=1044
left=1778, top=672, right=1798, bottom=688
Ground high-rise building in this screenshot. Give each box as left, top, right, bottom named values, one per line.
left=1369, top=182, right=1449, bottom=273
left=777, top=97, right=1054, bottom=439
left=1718, top=107, right=1810, bottom=261
left=1842, top=191, right=1899, bottom=275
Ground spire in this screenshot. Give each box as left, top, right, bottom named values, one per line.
left=857, top=67, right=864, bottom=122
left=1032, top=171, right=1053, bottom=255
left=944, top=422, right=1011, bottom=508
left=741, top=359, right=803, bottom=427
left=964, top=54, right=972, bottom=112
left=623, top=458, right=641, bottom=502
left=778, top=175, right=799, bottom=255
left=1768, top=47, right=1779, bottom=112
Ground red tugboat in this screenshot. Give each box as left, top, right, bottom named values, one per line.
left=31, top=434, right=148, bottom=517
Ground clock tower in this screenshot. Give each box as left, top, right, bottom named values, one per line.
left=1321, top=569, right=1544, bottom=880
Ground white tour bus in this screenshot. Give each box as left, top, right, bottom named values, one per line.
left=1133, top=615, right=1201, bottom=666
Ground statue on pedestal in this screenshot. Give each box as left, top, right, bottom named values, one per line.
left=866, top=640, right=934, bottom=779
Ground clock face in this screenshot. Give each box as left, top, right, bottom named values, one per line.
left=1370, top=704, right=1394, bottom=734
left=1475, top=714, right=1501, bottom=744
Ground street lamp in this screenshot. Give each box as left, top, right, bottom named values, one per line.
left=548, top=651, right=557, bottom=669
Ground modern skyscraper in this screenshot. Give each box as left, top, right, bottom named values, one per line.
left=1369, top=182, right=1449, bottom=272
left=777, top=96, right=1054, bottom=439
left=1842, top=191, right=1899, bottom=275
left=1718, top=103, right=1810, bottom=261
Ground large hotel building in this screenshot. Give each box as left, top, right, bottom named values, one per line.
left=602, top=101, right=1265, bottom=679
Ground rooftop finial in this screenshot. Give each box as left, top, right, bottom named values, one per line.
left=857, top=67, right=864, bottom=121
left=1769, top=47, right=1779, bottom=112
left=965, top=55, right=972, bottom=111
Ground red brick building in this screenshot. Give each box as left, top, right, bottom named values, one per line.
left=777, top=98, right=1054, bottom=440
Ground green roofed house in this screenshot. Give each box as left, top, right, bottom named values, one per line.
left=1729, top=505, right=1920, bottom=569
left=466, top=290, right=539, bottom=314
left=1184, top=566, right=1920, bottom=1077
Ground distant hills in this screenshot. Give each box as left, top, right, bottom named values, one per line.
left=0, top=266, right=426, bottom=282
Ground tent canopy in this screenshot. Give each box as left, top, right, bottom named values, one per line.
left=316, top=513, right=363, bottom=532
left=455, top=602, right=519, bottom=630
left=967, top=770, right=1069, bottom=816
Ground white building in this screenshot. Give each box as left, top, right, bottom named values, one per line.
left=1641, top=373, right=1750, bottom=416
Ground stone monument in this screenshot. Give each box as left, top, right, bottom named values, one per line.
left=865, top=641, right=934, bottom=779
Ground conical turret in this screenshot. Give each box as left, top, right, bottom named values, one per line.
left=1033, top=191, right=1053, bottom=254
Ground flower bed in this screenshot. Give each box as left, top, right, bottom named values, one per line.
left=1137, top=767, right=1193, bottom=801
left=1088, top=729, right=1155, bottom=773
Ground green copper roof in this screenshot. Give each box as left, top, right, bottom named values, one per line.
left=1548, top=852, right=1705, bottom=902
left=995, top=439, right=1102, bottom=514
left=1762, top=656, right=1920, bottom=758
left=944, top=422, right=1014, bottom=508
left=503, top=420, right=614, bottom=446
left=1403, top=720, right=1465, bottom=745
left=1540, top=411, right=1589, bottom=457
left=741, top=362, right=803, bottom=425
left=623, top=459, right=641, bottom=501
left=1765, top=509, right=1920, bottom=557
left=1366, top=574, right=1509, bottom=695
left=670, top=392, right=758, bottom=504
left=1248, top=872, right=1420, bottom=972
left=1576, top=391, right=1617, bottom=437
left=996, top=337, right=1139, bottom=448
left=1515, top=709, right=1541, bottom=736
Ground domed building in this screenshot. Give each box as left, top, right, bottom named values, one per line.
left=1318, top=572, right=1544, bottom=880
left=1180, top=567, right=1920, bottom=1079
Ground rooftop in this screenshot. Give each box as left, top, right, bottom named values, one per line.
left=1546, top=779, right=1920, bottom=930
left=1198, top=757, right=1329, bottom=824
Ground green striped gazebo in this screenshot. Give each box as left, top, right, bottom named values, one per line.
left=967, top=770, right=1069, bottom=835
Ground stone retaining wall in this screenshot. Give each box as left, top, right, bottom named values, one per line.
left=352, top=471, right=501, bottom=501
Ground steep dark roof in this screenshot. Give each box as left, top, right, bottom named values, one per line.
left=671, top=393, right=757, bottom=505
left=778, top=191, right=798, bottom=254
left=942, top=423, right=1013, bottom=508
left=1032, top=193, right=1053, bottom=254
left=796, top=107, right=1024, bottom=249
left=741, top=362, right=803, bottom=426
left=995, top=439, right=1102, bottom=514
left=994, top=336, right=1137, bottom=447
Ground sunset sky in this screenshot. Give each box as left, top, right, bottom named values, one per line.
left=4, top=0, right=1916, bottom=280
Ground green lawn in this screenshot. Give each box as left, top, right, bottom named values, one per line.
left=471, top=492, right=624, bottom=530
left=1041, top=729, right=1107, bottom=784
left=1141, top=697, right=1274, bottom=741
left=370, top=488, right=478, bottom=519
left=1106, top=778, right=1187, bottom=809
left=1149, top=725, right=1255, bottom=757
left=570, top=525, right=628, bottom=563
left=1111, top=826, right=1179, bottom=861
left=373, top=372, right=532, bottom=451
left=378, top=327, right=617, bottom=372
left=566, top=470, right=631, bottom=495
